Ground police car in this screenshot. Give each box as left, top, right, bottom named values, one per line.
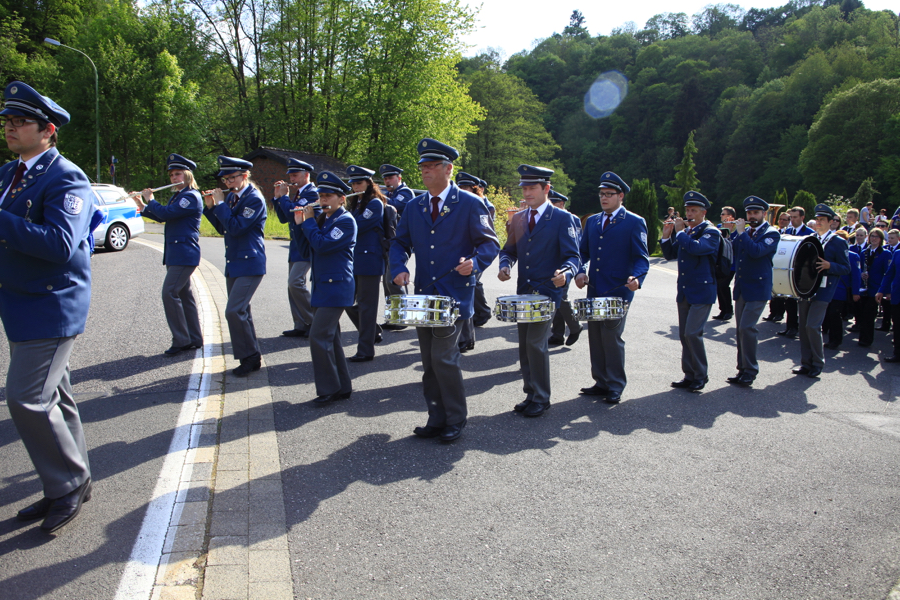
left=90, top=183, right=144, bottom=251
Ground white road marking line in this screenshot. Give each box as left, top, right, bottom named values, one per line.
left=114, top=242, right=217, bottom=600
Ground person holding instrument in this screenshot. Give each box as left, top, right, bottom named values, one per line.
left=297, top=171, right=357, bottom=403
left=576, top=172, right=649, bottom=404
left=857, top=227, right=890, bottom=348
left=379, top=164, right=408, bottom=326
left=344, top=165, right=385, bottom=362
left=390, top=138, right=499, bottom=442
left=135, top=153, right=204, bottom=356
left=792, top=204, right=850, bottom=378
left=547, top=189, right=583, bottom=347
left=202, top=156, right=267, bottom=376
left=497, top=165, right=580, bottom=417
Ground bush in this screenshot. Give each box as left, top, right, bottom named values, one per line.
left=628, top=179, right=659, bottom=256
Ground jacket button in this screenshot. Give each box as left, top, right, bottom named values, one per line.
left=329, top=279, right=333, bottom=282
left=245, top=255, right=248, bottom=258
left=47, top=285, right=53, bottom=290
left=430, top=261, right=434, bottom=264
left=526, top=266, right=529, bottom=269
left=526, top=252, right=530, bottom=256
left=430, top=245, right=434, bottom=249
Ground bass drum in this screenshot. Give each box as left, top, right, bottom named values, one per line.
left=771, top=235, right=824, bottom=299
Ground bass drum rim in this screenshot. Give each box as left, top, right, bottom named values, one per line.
left=772, top=235, right=824, bottom=299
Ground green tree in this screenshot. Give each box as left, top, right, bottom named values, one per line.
left=849, top=178, right=879, bottom=210
left=660, top=131, right=700, bottom=216
left=792, top=190, right=818, bottom=221
left=628, top=179, right=659, bottom=255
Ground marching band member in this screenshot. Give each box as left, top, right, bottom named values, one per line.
left=136, top=153, right=204, bottom=356
left=0, top=82, right=94, bottom=531
left=497, top=165, right=580, bottom=417
left=777, top=207, right=814, bottom=339
left=823, top=230, right=861, bottom=350
left=379, top=164, right=410, bottom=312
left=841, top=208, right=863, bottom=234
left=661, top=191, right=720, bottom=393
left=390, top=138, right=499, bottom=442
left=792, top=204, right=850, bottom=377
left=713, top=206, right=736, bottom=322
left=298, top=172, right=357, bottom=403
left=344, top=165, right=385, bottom=362
left=857, top=227, right=890, bottom=348
left=547, top=189, right=583, bottom=346
left=877, top=234, right=900, bottom=362
left=726, top=196, right=780, bottom=387
left=203, top=156, right=267, bottom=376
left=576, top=172, right=649, bottom=404
left=271, top=158, right=318, bottom=338
left=455, top=171, right=493, bottom=351
left=762, top=212, right=793, bottom=323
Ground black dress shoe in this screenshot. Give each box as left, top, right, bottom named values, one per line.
left=806, top=368, right=822, bottom=378
left=858, top=341, right=872, bottom=347
left=792, top=366, right=810, bottom=375
left=884, top=355, right=900, bottom=363
left=513, top=399, right=532, bottom=412
left=335, top=391, right=352, bottom=400
left=413, top=425, right=443, bottom=438
left=726, top=373, right=744, bottom=384
left=523, top=402, right=550, bottom=417
left=184, top=342, right=203, bottom=350
left=566, top=324, right=583, bottom=346
left=712, top=313, right=733, bottom=321
left=282, top=329, right=309, bottom=338
left=777, top=328, right=798, bottom=338
left=670, top=379, right=694, bottom=388
left=727, top=373, right=753, bottom=386
left=233, top=353, right=262, bottom=377
left=348, top=354, right=374, bottom=362
left=41, top=478, right=92, bottom=533
left=313, top=391, right=350, bottom=404
left=164, top=345, right=183, bottom=356
left=381, top=323, right=407, bottom=331
left=440, top=421, right=466, bottom=442
left=548, top=336, right=565, bottom=347
left=848, top=324, right=860, bottom=332
left=17, top=497, right=54, bottom=521
left=458, top=341, right=475, bottom=353
left=604, top=392, right=621, bottom=404
left=688, top=380, right=706, bottom=392
left=375, top=333, right=383, bottom=344
left=580, top=385, right=611, bottom=396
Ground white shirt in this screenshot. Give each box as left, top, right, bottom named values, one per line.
left=526, top=200, right=549, bottom=222
left=429, top=184, right=451, bottom=213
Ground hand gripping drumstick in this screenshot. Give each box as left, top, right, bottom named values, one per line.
left=420, top=253, right=478, bottom=292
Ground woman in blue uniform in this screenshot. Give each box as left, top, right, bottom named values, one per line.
left=136, top=153, right=204, bottom=356
left=858, top=227, right=890, bottom=347
left=202, top=156, right=267, bottom=376
left=297, top=171, right=357, bottom=403
left=343, top=165, right=385, bottom=362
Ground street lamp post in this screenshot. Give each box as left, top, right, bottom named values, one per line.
left=43, top=37, right=100, bottom=182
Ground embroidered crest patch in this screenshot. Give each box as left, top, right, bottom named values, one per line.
left=568, top=226, right=576, bottom=239
left=242, top=207, right=255, bottom=218
left=764, top=238, right=774, bottom=245
left=480, top=215, right=490, bottom=228
left=640, top=232, right=648, bottom=244
left=703, top=233, right=711, bottom=239
left=363, top=208, right=373, bottom=219
left=330, top=227, right=344, bottom=240
left=179, top=198, right=190, bottom=208
left=63, top=193, right=83, bottom=215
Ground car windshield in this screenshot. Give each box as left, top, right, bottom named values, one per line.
left=96, top=189, right=127, bottom=205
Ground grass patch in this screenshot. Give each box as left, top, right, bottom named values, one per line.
left=198, top=213, right=291, bottom=239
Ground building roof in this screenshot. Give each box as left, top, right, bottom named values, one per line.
left=243, top=146, right=346, bottom=174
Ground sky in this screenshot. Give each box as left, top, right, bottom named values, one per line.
left=460, top=0, right=899, bottom=59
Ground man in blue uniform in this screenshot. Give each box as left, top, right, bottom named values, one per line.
left=661, top=191, right=720, bottom=393
left=390, top=138, right=499, bottom=442
left=792, top=204, right=851, bottom=378
left=0, top=82, right=94, bottom=532
left=498, top=165, right=580, bottom=417
left=576, top=172, right=649, bottom=404
left=548, top=189, right=583, bottom=346
left=379, top=164, right=410, bottom=317
left=455, top=171, right=494, bottom=351
left=726, top=196, right=780, bottom=387
left=136, top=153, right=204, bottom=355
left=271, top=158, right=318, bottom=338
left=777, top=206, right=815, bottom=338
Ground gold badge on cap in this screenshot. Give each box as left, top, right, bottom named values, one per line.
left=170, top=154, right=175, bottom=160
left=10, top=86, right=17, bottom=95
left=421, top=141, right=427, bottom=148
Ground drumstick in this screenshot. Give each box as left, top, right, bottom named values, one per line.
left=421, top=253, right=478, bottom=292
left=528, top=265, right=574, bottom=292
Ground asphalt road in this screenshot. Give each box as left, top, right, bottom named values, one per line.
left=0, top=240, right=199, bottom=599
left=1, top=229, right=899, bottom=599
left=200, top=233, right=900, bottom=599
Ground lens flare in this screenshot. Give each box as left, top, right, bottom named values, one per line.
left=584, top=71, right=628, bottom=119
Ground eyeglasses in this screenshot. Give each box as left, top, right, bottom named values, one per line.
left=599, top=192, right=620, bottom=199
left=1, top=117, right=39, bottom=128
left=221, top=174, right=244, bottom=183
left=418, top=161, right=447, bottom=171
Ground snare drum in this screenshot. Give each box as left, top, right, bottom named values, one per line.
left=493, top=294, right=554, bottom=323
left=384, top=295, right=459, bottom=327
left=574, top=297, right=628, bottom=321
left=772, top=235, right=824, bottom=299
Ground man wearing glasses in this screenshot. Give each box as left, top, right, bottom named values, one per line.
left=575, top=172, right=650, bottom=404
left=0, top=82, right=96, bottom=532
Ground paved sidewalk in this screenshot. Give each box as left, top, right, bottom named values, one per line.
left=136, top=240, right=292, bottom=600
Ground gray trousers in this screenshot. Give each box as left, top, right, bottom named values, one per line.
left=288, top=261, right=313, bottom=331
left=345, top=274, right=383, bottom=357
left=473, top=272, right=491, bottom=325
left=519, top=318, right=553, bottom=404
left=551, top=285, right=579, bottom=338
left=587, top=315, right=628, bottom=393
left=458, top=317, right=475, bottom=347
left=677, top=302, right=713, bottom=382
left=799, top=299, right=828, bottom=370
left=6, top=336, right=90, bottom=498
left=163, top=265, right=202, bottom=348
left=225, top=275, right=263, bottom=360
left=417, top=321, right=466, bottom=427
left=735, top=297, right=766, bottom=377
left=309, top=306, right=352, bottom=397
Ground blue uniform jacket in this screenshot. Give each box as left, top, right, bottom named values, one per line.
left=498, top=204, right=580, bottom=308
left=301, top=207, right=357, bottom=307
left=836, top=251, right=862, bottom=301
left=784, top=224, right=814, bottom=237
left=660, top=221, right=719, bottom=305
left=0, top=148, right=95, bottom=341
left=141, top=188, right=202, bottom=266
left=860, top=246, right=890, bottom=299
left=390, top=183, right=499, bottom=320
left=578, top=208, right=649, bottom=302
left=271, top=183, right=318, bottom=263
left=387, top=184, right=415, bottom=215
left=351, top=198, right=385, bottom=277
left=731, top=222, right=780, bottom=302
left=203, top=185, right=267, bottom=278
left=878, top=252, right=900, bottom=304
left=810, top=235, right=851, bottom=302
